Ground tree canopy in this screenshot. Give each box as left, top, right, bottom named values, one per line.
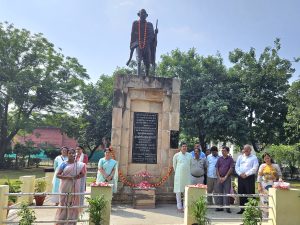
left=229, top=39, right=294, bottom=151
left=157, top=48, right=247, bottom=149
left=0, top=22, right=88, bottom=167
left=284, top=80, right=300, bottom=145
left=157, top=40, right=297, bottom=151
left=1, top=21, right=298, bottom=163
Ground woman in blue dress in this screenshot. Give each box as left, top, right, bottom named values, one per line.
left=96, top=149, right=118, bottom=193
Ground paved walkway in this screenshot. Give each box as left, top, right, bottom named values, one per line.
left=110, top=203, right=244, bottom=225
left=7, top=199, right=244, bottom=225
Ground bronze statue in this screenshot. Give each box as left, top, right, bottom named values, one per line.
left=127, top=9, right=158, bottom=76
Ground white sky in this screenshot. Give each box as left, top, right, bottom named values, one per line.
left=1, top=0, right=299, bottom=83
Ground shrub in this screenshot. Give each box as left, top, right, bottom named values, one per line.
left=191, top=196, right=211, bottom=225
left=87, top=195, right=107, bottom=225
left=18, top=202, right=36, bottom=225
left=242, top=198, right=263, bottom=225
left=4, top=178, right=22, bottom=203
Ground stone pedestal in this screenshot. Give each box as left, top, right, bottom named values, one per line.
left=90, top=186, right=113, bottom=225
left=269, top=188, right=300, bottom=225
left=111, top=75, right=181, bottom=202
left=44, top=168, right=54, bottom=193
left=184, top=186, right=207, bottom=225
left=133, top=188, right=156, bottom=209
left=0, top=185, right=9, bottom=224
left=19, top=175, right=35, bottom=204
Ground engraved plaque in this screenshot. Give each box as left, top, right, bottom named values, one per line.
left=132, top=112, right=158, bottom=164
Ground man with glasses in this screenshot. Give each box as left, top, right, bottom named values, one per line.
left=215, top=146, right=234, bottom=213
left=190, top=148, right=206, bottom=185
left=235, top=144, right=259, bottom=214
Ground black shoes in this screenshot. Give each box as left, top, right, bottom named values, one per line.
left=237, top=210, right=244, bottom=214
left=226, top=209, right=232, bottom=213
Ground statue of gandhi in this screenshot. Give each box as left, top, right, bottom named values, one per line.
left=127, top=9, right=158, bottom=76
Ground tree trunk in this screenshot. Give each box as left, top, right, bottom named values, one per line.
left=198, top=128, right=207, bottom=151
left=0, top=141, right=9, bottom=168
left=88, top=144, right=100, bottom=160
left=251, top=140, right=259, bottom=152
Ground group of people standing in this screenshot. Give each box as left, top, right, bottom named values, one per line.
left=173, top=143, right=282, bottom=215
left=51, top=146, right=117, bottom=224
left=51, top=146, right=88, bottom=225
left=50, top=142, right=282, bottom=223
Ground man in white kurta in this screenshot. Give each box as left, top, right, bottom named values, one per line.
left=173, top=142, right=192, bottom=211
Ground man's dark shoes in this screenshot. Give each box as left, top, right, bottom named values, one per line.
left=237, top=210, right=244, bottom=214
left=226, top=209, right=232, bottom=213
left=215, top=208, right=223, bottom=211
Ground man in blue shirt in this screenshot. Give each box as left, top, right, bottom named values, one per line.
left=206, top=146, right=220, bottom=205
left=190, top=143, right=206, bottom=159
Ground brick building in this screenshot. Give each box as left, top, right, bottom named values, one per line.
left=15, top=127, right=78, bottom=149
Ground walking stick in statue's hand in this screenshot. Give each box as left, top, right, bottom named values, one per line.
left=152, top=19, right=158, bottom=73
left=126, top=48, right=134, bottom=66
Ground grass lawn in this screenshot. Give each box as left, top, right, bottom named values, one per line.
left=289, top=180, right=300, bottom=189
left=0, top=167, right=97, bottom=185
left=0, top=167, right=46, bottom=184
left=1, top=168, right=299, bottom=189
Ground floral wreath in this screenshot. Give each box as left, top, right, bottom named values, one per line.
left=118, top=167, right=173, bottom=188
left=109, top=146, right=173, bottom=188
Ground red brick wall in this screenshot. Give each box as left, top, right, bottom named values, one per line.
left=15, top=127, right=78, bottom=148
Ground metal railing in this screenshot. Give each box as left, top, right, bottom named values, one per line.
left=4, top=191, right=90, bottom=224
left=199, top=193, right=273, bottom=222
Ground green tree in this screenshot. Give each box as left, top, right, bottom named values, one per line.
left=0, top=22, right=88, bottom=167
left=13, top=141, right=40, bottom=168
left=79, top=75, right=114, bottom=159
left=266, top=144, right=300, bottom=179
left=157, top=48, right=245, bottom=149
left=284, top=80, right=300, bottom=144
left=28, top=75, right=114, bottom=160
left=229, top=39, right=295, bottom=151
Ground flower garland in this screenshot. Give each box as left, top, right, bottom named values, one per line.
left=118, top=167, right=173, bottom=188
left=138, top=20, right=147, bottom=49
left=90, top=181, right=110, bottom=187
left=133, top=171, right=153, bottom=178
left=187, top=184, right=207, bottom=189
left=108, top=146, right=173, bottom=188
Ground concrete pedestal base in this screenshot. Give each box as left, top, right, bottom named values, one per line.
left=133, top=188, right=156, bottom=209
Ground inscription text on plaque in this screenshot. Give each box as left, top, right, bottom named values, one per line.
left=132, top=112, right=158, bottom=164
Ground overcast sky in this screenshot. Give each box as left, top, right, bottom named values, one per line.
left=1, top=0, right=299, bottom=83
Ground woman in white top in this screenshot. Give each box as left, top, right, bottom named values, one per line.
left=51, top=146, right=68, bottom=205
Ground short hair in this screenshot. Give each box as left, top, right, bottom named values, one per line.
left=180, top=142, right=187, bottom=147
left=210, top=146, right=218, bottom=152
left=243, top=144, right=252, bottom=151
left=222, top=146, right=230, bottom=152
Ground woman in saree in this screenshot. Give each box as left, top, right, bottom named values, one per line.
left=55, top=148, right=87, bottom=225
left=257, top=152, right=282, bottom=216
left=75, top=145, right=88, bottom=205
left=51, top=146, right=68, bottom=205
left=96, top=148, right=118, bottom=193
